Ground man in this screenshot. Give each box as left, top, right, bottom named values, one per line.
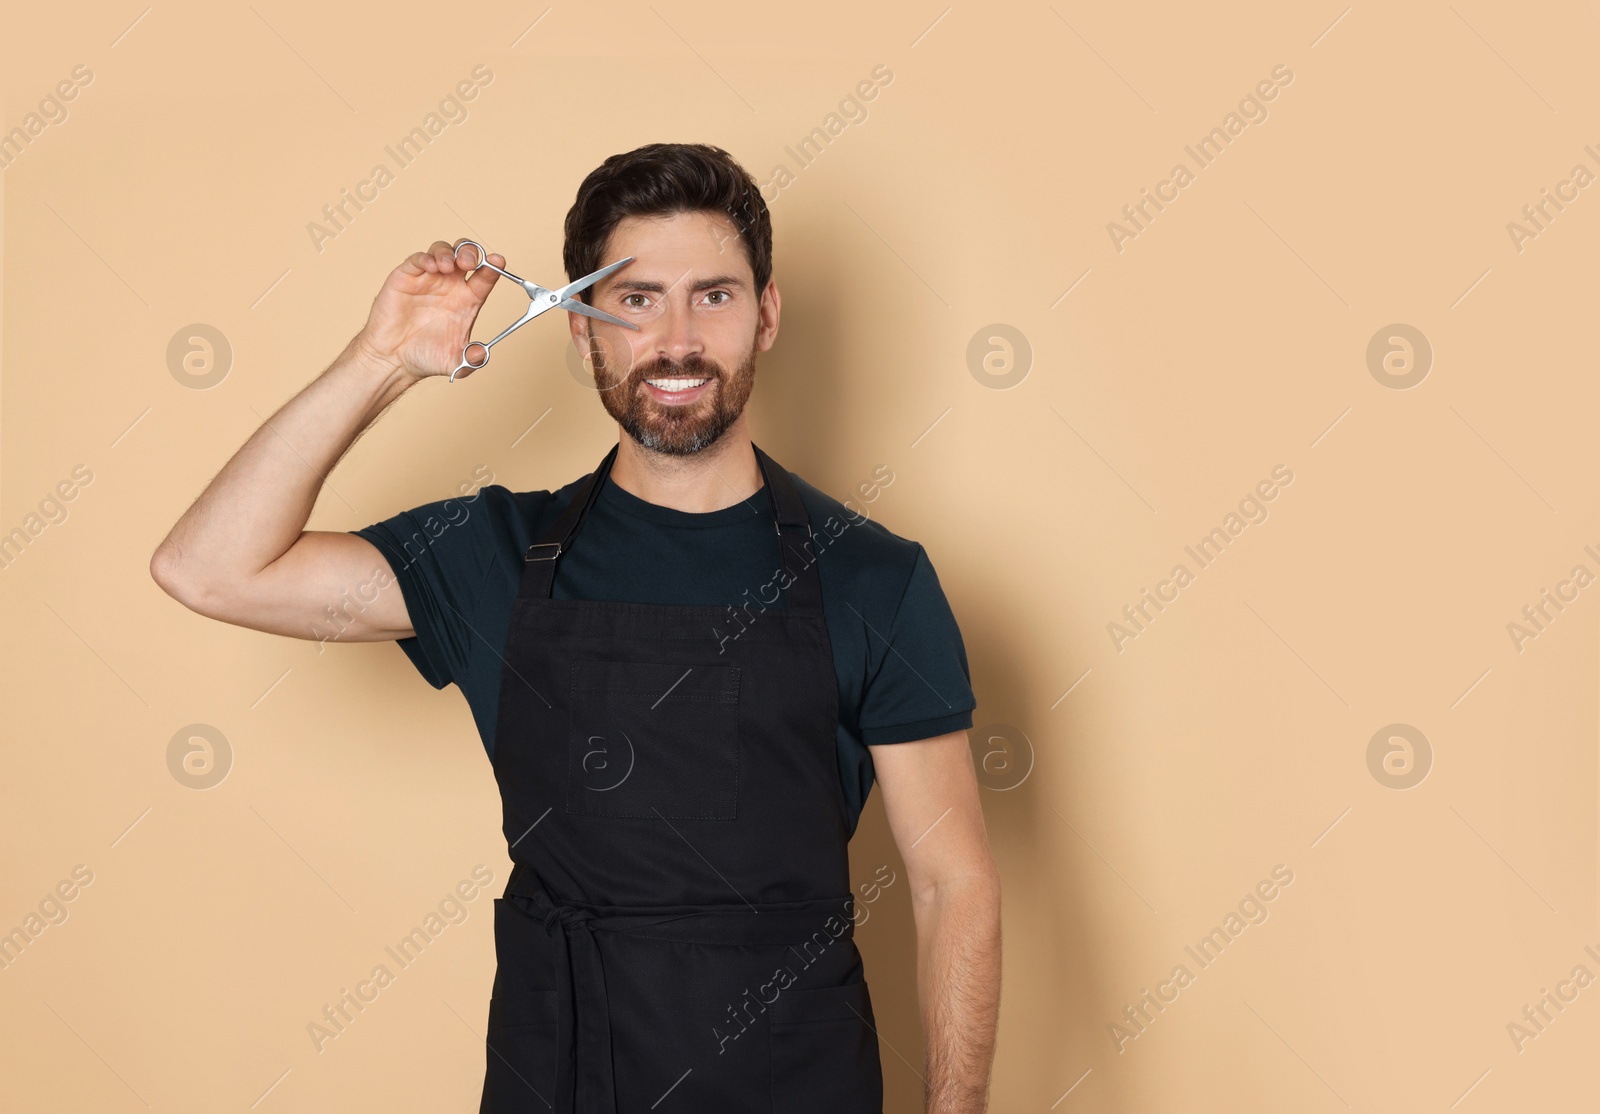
left=151, top=142, right=1000, bottom=1113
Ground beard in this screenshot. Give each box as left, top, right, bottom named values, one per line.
left=587, top=324, right=758, bottom=457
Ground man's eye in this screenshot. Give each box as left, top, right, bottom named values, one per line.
left=624, top=294, right=649, bottom=308
left=705, top=291, right=729, bottom=305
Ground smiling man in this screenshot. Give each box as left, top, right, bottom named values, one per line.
left=151, top=142, right=1001, bottom=1113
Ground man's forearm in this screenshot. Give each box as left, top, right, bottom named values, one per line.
left=913, top=872, right=1002, bottom=1113
left=152, top=334, right=413, bottom=585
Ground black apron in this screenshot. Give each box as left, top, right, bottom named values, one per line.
left=479, top=442, right=885, bottom=1113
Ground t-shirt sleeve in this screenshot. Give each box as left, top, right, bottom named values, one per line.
left=857, top=545, right=976, bottom=745
left=348, top=490, right=501, bottom=690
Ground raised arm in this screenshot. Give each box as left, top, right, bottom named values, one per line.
left=149, top=241, right=505, bottom=644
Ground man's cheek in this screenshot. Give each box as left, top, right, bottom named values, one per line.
left=595, top=334, right=638, bottom=386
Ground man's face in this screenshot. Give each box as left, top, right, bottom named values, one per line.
left=571, top=210, right=778, bottom=456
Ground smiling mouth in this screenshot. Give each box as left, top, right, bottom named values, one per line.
left=643, top=377, right=710, bottom=392
left=640, top=375, right=714, bottom=406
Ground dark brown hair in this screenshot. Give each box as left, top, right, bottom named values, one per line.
left=562, top=142, right=772, bottom=304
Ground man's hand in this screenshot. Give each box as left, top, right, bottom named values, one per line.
left=870, top=731, right=1002, bottom=1113
left=356, top=240, right=507, bottom=381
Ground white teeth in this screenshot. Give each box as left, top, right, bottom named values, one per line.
left=645, top=378, right=709, bottom=392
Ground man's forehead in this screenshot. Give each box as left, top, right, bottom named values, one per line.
left=603, top=266, right=749, bottom=295
left=613, top=210, right=738, bottom=239
left=598, top=213, right=751, bottom=291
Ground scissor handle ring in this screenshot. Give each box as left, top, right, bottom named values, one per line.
left=453, top=239, right=491, bottom=270
left=447, top=342, right=491, bottom=383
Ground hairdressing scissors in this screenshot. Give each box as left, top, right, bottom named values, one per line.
left=450, top=240, right=639, bottom=382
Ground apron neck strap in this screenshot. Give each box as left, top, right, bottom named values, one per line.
left=516, top=441, right=823, bottom=611
left=753, top=443, right=823, bottom=612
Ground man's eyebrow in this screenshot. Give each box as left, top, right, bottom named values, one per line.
left=606, top=274, right=747, bottom=294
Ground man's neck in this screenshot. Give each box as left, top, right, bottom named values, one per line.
left=608, top=422, right=763, bottom=513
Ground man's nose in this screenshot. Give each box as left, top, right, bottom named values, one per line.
left=652, top=296, right=704, bottom=362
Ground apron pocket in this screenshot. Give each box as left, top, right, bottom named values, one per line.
left=769, top=981, right=884, bottom=1113
left=482, top=899, right=560, bottom=1110
left=481, top=999, right=558, bottom=1111
left=489, top=897, right=557, bottom=1011
left=566, top=660, right=741, bottom=820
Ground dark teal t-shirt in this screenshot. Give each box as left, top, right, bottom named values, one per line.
left=349, top=460, right=975, bottom=837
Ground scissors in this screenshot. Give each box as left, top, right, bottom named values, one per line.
left=450, top=240, right=639, bottom=382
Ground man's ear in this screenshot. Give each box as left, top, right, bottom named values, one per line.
left=568, top=304, right=592, bottom=350
left=757, top=279, right=781, bottom=352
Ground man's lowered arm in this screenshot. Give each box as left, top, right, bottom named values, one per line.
left=871, top=730, right=1002, bottom=1114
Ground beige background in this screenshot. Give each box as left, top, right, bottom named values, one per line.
left=4, top=1, right=1598, bottom=1110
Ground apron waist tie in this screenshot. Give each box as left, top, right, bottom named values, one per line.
left=505, top=868, right=858, bottom=1114
left=541, top=901, right=614, bottom=1114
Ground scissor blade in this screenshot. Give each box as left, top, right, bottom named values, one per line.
left=552, top=256, right=634, bottom=302
left=561, top=299, right=640, bottom=330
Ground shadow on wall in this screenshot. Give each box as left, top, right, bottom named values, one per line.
left=755, top=205, right=1123, bottom=1113
left=743, top=199, right=843, bottom=461
left=846, top=575, right=1122, bottom=1114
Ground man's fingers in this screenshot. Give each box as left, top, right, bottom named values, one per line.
left=399, top=243, right=456, bottom=276
left=432, top=240, right=462, bottom=272
left=464, top=252, right=505, bottom=301
left=397, top=240, right=501, bottom=299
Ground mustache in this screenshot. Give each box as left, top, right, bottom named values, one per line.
left=630, top=354, right=721, bottom=381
